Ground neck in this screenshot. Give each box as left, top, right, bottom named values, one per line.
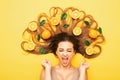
left=58, top=63, right=73, bottom=69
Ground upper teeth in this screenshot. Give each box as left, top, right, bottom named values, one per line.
left=62, top=58, right=68, bottom=60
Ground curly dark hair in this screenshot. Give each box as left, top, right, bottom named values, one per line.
left=47, top=32, right=81, bottom=55
left=21, top=7, right=105, bottom=58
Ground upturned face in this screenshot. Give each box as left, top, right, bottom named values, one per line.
left=56, top=41, right=75, bottom=67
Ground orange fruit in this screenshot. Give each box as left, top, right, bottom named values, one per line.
left=23, top=42, right=28, bottom=50
left=41, top=30, right=51, bottom=39
left=27, top=42, right=35, bottom=51
left=50, top=17, right=59, bottom=25
left=95, top=36, right=104, bottom=43
left=89, top=29, right=99, bottom=38
left=28, top=21, right=38, bottom=31
left=86, top=46, right=94, bottom=55
left=23, top=42, right=35, bottom=51
left=73, top=27, right=82, bottom=36
left=71, top=10, right=80, bottom=19
left=93, top=46, right=101, bottom=54
left=79, top=11, right=85, bottom=20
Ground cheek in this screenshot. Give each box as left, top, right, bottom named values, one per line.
left=69, top=52, right=75, bottom=58
left=56, top=51, right=61, bottom=57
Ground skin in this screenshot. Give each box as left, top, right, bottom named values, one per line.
left=40, top=41, right=89, bottom=80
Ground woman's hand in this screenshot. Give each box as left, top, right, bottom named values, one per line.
left=79, top=61, right=89, bottom=71
left=41, top=60, right=52, bottom=70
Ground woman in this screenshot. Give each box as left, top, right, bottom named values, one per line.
left=40, top=32, right=89, bottom=80
left=21, top=7, right=104, bottom=80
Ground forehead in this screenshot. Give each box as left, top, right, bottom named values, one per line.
left=58, top=41, right=73, bottom=48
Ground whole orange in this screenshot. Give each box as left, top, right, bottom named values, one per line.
left=41, top=30, right=51, bottom=39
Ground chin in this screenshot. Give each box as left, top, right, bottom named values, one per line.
left=61, top=60, right=71, bottom=67
left=62, top=63, right=69, bottom=67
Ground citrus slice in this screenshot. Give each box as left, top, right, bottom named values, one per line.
left=86, top=46, right=94, bottom=55
left=27, top=42, right=35, bottom=51
left=50, top=17, right=59, bottom=25
left=79, top=11, right=85, bottom=20
left=28, top=21, right=38, bottom=31
left=95, top=36, right=104, bottom=43
left=73, top=27, right=82, bottom=36
left=23, top=42, right=29, bottom=50
left=71, top=10, right=80, bottom=19
left=89, top=29, right=99, bottom=38
left=93, top=46, right=101, bottom=54
left=41, top=30, right=51, bottom=39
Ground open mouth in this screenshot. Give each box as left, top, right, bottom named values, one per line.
left=62, top=57, right=69, bottom=64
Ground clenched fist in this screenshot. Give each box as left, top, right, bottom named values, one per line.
left=41, top=60, right=52, bottom=70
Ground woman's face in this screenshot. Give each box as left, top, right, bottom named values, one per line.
left=56, top=41, right=75, bottom=67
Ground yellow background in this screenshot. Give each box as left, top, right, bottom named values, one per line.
left=0, top=0, right=120, bottom=80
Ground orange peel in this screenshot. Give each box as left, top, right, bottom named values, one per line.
left=89, top=29, right=99, bottom=38
left=41, top=30, right=51, bottom=39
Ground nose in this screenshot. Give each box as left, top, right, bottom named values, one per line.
left=62, top=51, right=68, bottom=56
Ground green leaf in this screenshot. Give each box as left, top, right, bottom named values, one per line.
left=39, top=48, right=45, bottom=54
left=61, top=13, right=67, bottom=20
left=98, top=27, right=102, bottom=34
left=36, top=35, right=40, bottom=41
left=84, top=40, right=90, bottom=46
left=84, top=21, right=89, bottom=26
left=40, top=20, right=46, bottom=26
left=63, top=24, right=69, bottom=28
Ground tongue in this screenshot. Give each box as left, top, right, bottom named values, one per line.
left=62, top=59, right=68, bottom=64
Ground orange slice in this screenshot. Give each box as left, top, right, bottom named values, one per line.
left=23, top=42, right=29, bottom=50
left=79, top=11, right=85, bottom=20
left=50, top=17, right=59, bottom=25
left=95, top=36, right=104, bottom=43
left=93, top=46, right=101, bottom=54
left=86, top=46, right=94, bottom=55
left=89, top=29, right=99, bottom=38
left=23, top=42, right=35, bottom=51
left=28, top=21, right=38, bottom=31
left=71, top=10, right=80, bottom=19
left=73, top=27, right=82, bottom=36
left=27, top=42, right=35, bottom=51
left=41, top=30, right=51, bottom=39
